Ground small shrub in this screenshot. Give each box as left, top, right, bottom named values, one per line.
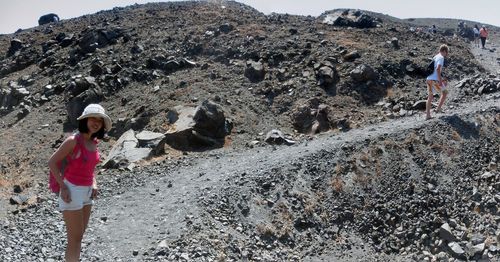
left=331, top=175, right=344, bottom=193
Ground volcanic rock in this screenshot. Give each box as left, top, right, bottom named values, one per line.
left=350, top=64, right=378, bottom=82
left=322, top=9, right=377, bottom=28
left=264, top=129, right=295, bottom=145
left=103, top=129, right=160, bottom=168
left=244, top=61, right=266, bottom=82
left=165, top=100, right=231, bottom=149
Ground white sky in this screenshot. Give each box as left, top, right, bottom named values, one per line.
left=0, top=0, right=498, bottom=34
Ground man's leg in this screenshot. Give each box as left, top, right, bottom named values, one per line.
left=436, top=90, right=448, bottom=113
left=425, top=81, right=434, bottom=120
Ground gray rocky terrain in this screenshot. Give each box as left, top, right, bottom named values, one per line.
left=0, top=1, right=499, bottom=261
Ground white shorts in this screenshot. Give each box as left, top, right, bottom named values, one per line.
left=58, top=179, right=93, bottom=211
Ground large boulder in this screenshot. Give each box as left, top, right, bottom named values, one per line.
left=322, top=10, right=377, bottom=29
left=193, top=100, right=231, bottom=138
left=38, top=13, right=59, bottom=26
left=165, top=100, right=232, bottom=149
left=103, top=130, right=165, bottom=169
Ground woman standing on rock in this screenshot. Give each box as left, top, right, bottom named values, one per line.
left=425, top=44, right=449, bottom=120
left=48, top=104, right=111, bottom=262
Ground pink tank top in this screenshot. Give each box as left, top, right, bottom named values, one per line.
left=64, top=134, right=100, bottom=186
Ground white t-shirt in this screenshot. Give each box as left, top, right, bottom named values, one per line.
left=426, top=53, right=444, bottom=81
left=473, top=28, right=479, bottom=35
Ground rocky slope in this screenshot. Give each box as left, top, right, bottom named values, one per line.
left=0, top=1, right=499, bottom=261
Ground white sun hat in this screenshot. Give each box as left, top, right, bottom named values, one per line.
left=77, top=104, right=112, bottom=131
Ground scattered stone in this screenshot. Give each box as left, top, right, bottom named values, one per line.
left=9, top=194, right=29, bottom=205
left=317, top=66, right=338, bottom=86
left=440, top=223, right=457, bottom=242
left=13, top=185, right=22, bottom=193
left=447, top=242, right=466, bottom=259
left=412, top=100, right=427, bottom=110
left=291, top=98, right=332, bottom=134
left=350, top=64, right=377, bottom=82
left=78, top=28, right=124, bottom=54
left=219, top=23, right=234, bottom=33
left=7, top=39, right=23, bottom=56
left=391, top=37, right=399, bottom=49
left=264, top=129, right=295, bottom=145
left=131, top=44, right=144, bottom=54
left=244, top=61, right=266, bottom=82
left=343, top=50, right=361, bottom=61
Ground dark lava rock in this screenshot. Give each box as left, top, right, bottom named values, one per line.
left=317, top=66, right=338, bottom=87
left=291, top=99, right=332, bottom=134
left=78, top=28, right=124, bottom=54
left=244, top=61, right=266, bottom=82
left=7, top=39, right=23, bottom=57
left=193, top=100, right=232, bottom=139
left=439, top=223, right=457, bottom=242
left=343, top=50, right=361, bottom=61
left=350, top=64, right=378, bottom=82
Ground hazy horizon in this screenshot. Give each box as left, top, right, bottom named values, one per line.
left=0, top=0, right=499, bottom=34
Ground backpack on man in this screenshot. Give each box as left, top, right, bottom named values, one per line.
left=425, top=59, right=435, bottom=76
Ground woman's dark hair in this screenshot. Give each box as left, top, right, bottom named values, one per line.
left=78, top=118, right=105, bottom=139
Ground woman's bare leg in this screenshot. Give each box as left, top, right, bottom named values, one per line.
left=63, top=210, right=85, bottom=262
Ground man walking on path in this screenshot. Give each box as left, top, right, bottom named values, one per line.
left=479, top=26, right=488, bottom=49
left=425, top=44, right=449, bottom=120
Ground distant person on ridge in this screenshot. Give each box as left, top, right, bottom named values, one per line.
left=425, top=44, right=449, bottom=120
left=479, top=25, right=488, bottom=49
left=473, top=24, right=480, bottom=47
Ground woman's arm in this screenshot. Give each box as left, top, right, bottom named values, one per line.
left=48, top=136, right=77, bottom=187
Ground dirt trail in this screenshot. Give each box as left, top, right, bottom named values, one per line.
left=83, top=89, right=499, bottom=260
